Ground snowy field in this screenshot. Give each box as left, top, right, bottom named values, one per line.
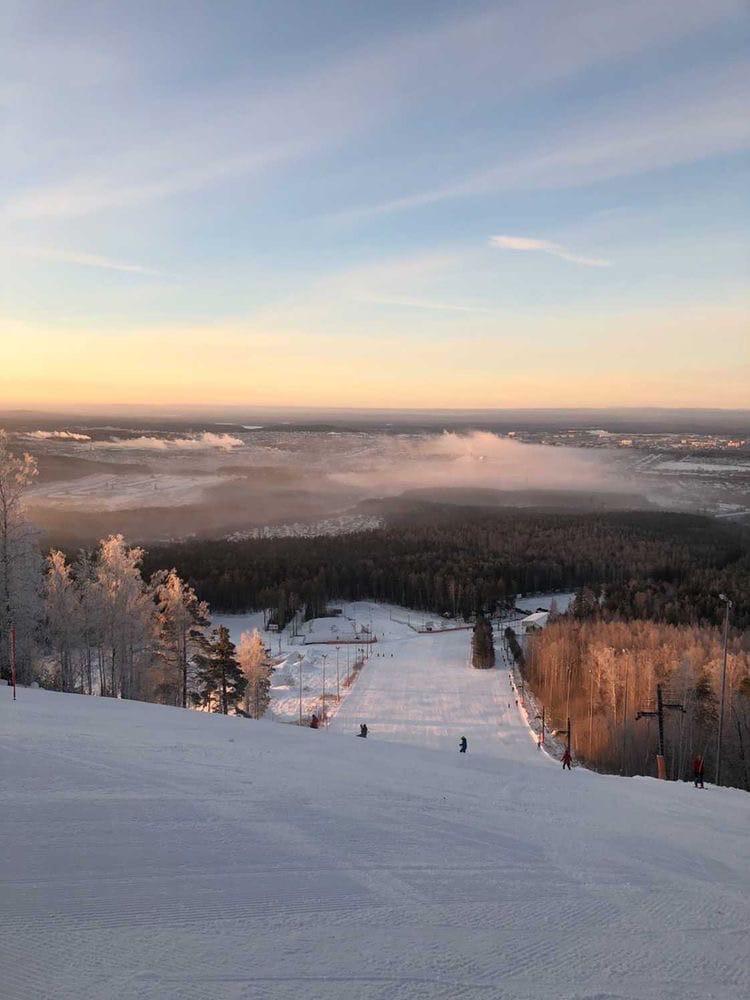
left=29, top=471, right=226, bottom=510
left=2, top=607, right=750, bottom=1000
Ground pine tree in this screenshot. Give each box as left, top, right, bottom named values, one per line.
left=193, top=625, right=246, bottom=714
left=472, top=613, right=495, bottom=669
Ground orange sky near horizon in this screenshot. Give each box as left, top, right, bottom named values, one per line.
left=3, top=301, right=749, bottom=411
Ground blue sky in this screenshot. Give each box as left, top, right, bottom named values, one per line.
left=2, top=0, right=749, bottom=408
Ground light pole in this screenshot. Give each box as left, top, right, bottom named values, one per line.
left=298, top=654, right=303, bottom=726
left=321, top=653, right=328, bottom=727
left=620, top=653, right=629, bottom=776
left=10, top=623, right=16, bottom=702
left=715, top=594, right=732, bottom=787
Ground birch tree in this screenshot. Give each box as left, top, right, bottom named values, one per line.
left=92, top=535, right=154, bottom=699
left=43, top=550, right=82, bottom=692
left=237, top=628, right=271, bottom=718
left=152, top=569, right=209, bottom=707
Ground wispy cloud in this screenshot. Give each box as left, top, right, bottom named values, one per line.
left=357, top=295, right=493, bottom=314
left=3, top=1, right=743, bottom=220
left=489, top=235, right=611, bottom=268
left=333, top=60, right=750, bottom=222
left=21, top=248, right=170, bottom=277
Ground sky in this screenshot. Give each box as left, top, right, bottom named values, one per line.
left=2, top=0, right=749, bottom=410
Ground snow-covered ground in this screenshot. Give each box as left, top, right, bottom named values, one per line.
left=29, top=471, right=226, bottom=510
left=212, top=598, right=576, bottom=730
left=3, top=675, right=749, bottom=1000
left=227, top=513, right=384, bottom=540
left=329, top=603, right=534, bottom=758
left=514, top=592, right=575, bottom=614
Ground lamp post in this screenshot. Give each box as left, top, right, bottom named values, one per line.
left=620, top=652, right=629, bottom=776
left=298, top=655, right=303, bottom=726
left=715, top=594, right=732, bottom=787
left=10, top=623, right=16, bottom=702
left=321, top=653, right=328, bottom=727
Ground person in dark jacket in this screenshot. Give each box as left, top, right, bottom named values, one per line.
left=459, top=736, right=468, bottom=753
left=692, top=754, right=705, bottom=788
left=561, top=748, right=572, bottom=770
left=357, top=723, right=368, bottom=738
left=310, top=714, right=319, bottom=729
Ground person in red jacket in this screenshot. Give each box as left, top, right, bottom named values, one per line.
left=692, top=755, right=705, bottom=788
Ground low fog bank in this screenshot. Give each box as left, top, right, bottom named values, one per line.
left=14, top=426, right=647, bottom=544
left=329, top=431, right=623, bottom=495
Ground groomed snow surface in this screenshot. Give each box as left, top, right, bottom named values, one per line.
left=2, top=600, right=749, bottom=1000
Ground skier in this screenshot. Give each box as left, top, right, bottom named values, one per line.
left=357, top=723, right=368, bottom=738
left=561, top=748, right=572, bottom=770
left=309, top=714, right=319, bottom=729
left=692, top=754, right=705, bottom=788
left=459, top=736, right=468, bottom=753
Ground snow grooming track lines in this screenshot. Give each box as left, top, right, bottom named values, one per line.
left=2, top=620, right=749, bottom=1000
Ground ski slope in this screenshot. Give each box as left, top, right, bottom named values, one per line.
left=329, top=602, right=535, bottom=761
left=2, top=623, right=749, bottom=1000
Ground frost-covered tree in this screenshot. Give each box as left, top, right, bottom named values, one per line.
left=91, top=535, right=154, bottom=699
left=0, top=431, right=41, bottom=683
left=152, top=569, right=209, bottom=707
left=73, top=548, right=103, bottom=695
left=43, top=550, right=83, bottom=692
left=192, top=625, right=246, bottom=714
left=237, top=628, right=271, bottom=718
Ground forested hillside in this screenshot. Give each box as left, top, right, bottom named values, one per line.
left=143, top=506, right=750, bottom=630
left=520, top=618, right=750, bottom=790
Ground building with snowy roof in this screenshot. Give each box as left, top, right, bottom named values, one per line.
left=521, top=611, right=549, bottom=632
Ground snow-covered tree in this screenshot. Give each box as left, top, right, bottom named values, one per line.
left=152, top=569, right=209, bottom=707
left=237, top=628, right=271, bottom=718
left=43, top=550, right=82, bottom=691
left=90, top=535, right=154, bottom=699
left=192, top=625, right=246, bottom=714
left=0, top=431, right=41, bottom=683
